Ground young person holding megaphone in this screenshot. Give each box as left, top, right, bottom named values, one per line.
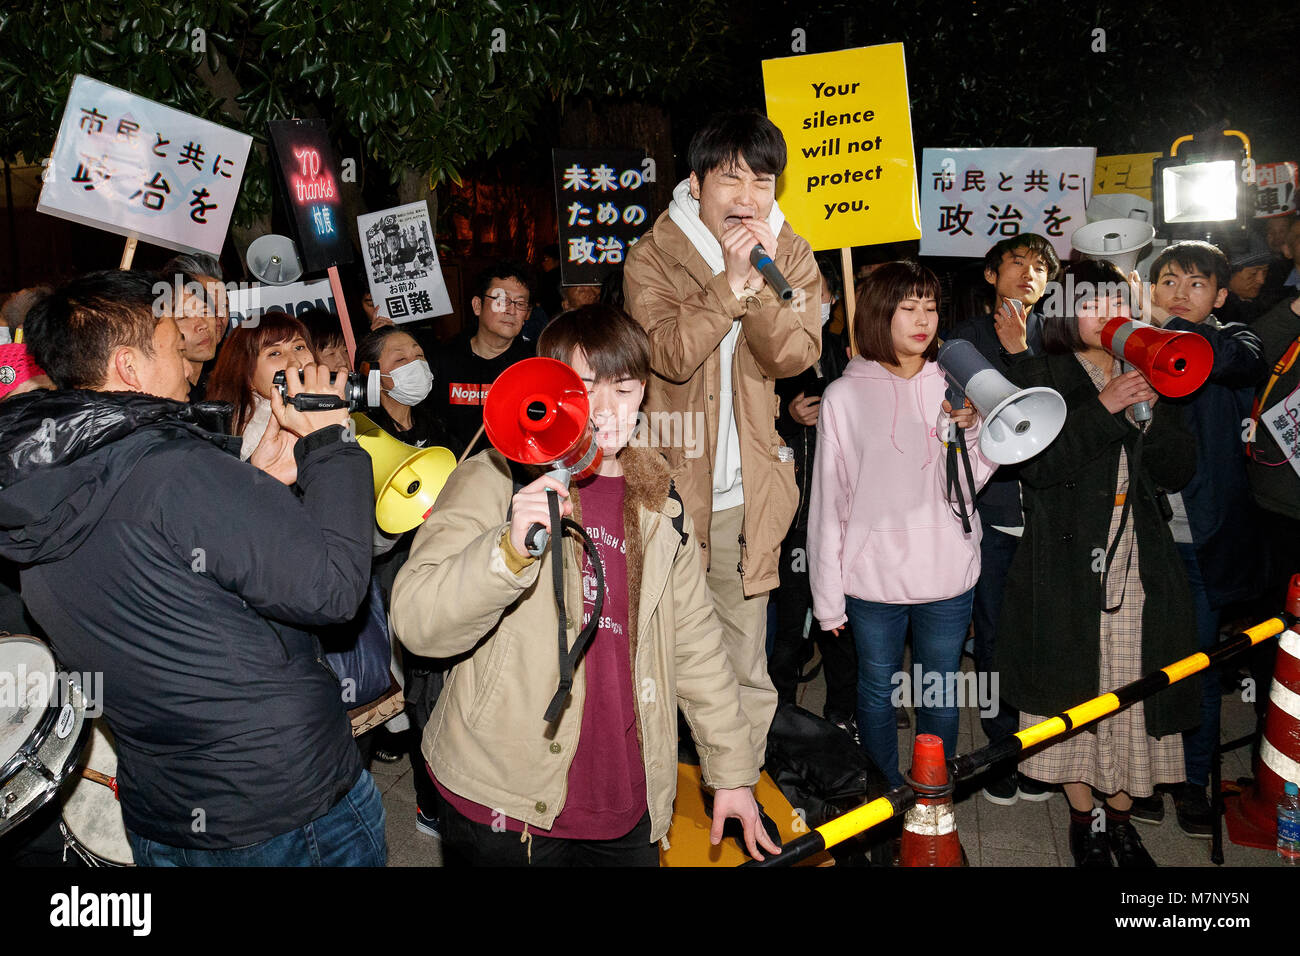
left=995, top=259, right=1200, bottom=867
left=389, top=304, right=778, bottom=865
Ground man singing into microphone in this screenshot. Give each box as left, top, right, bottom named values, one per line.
left=623, top=110, right=821, bottom=783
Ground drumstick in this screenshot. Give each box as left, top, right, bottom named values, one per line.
left=78, top=765, right=118, bottom=796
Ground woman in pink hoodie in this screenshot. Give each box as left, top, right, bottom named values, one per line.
left=809, top=261, right=997, bottom=786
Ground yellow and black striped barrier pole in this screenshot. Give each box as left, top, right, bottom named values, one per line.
left=746, top=607, right=1298, bottom=867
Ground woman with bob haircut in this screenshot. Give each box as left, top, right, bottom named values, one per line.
left=996, top=259, right=1198, bottom=867
left=389, top=303, right=780, bottom=866
left=808, top=260, right=997, bottom=788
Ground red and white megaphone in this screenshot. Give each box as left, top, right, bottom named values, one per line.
left=483, top=357, right=601, bottom=554
left=1100, top=318, right=1214, bottom=421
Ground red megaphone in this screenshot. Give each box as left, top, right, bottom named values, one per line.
left=1100, top=318, right=1214, bottom=397
left=482, top=357, right=601, bottom=479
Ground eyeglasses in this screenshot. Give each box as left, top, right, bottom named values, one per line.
left=484, top=292, right=531, bottom=313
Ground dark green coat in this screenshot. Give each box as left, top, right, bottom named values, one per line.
left=995, top=351, right=1199, bottom=738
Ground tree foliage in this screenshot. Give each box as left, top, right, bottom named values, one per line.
left=0, top=0, right=728, bottom=224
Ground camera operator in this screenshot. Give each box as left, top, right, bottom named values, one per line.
left=0, top=270, right=383, bottom=866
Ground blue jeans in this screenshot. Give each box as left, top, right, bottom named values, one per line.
left=1177, top=544, right=1221, bottom=788
left=847, top=590, right=974, bottom=788
left=126, top=770, right=387, bottom=866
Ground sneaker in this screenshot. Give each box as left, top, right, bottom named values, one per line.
left=1069, top=821, right=1112, bottom=867
left=1016, top=775, right=1054, bottom=802
left=982, top=772, right=1019, bottom=807
left=1129, top=793, right=1165, bottom=825
left=1108, top=820, right=1156, bottom=867
left=415, top=806, right=441, bottom=839
left=1172, top=784, right=1213, bottom=838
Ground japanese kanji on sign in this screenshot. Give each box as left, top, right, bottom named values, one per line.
left=552, top=148, right=651, bottom=287
left=37, top=74, right=251, bottom=256
left=761, top=43, right=921, bottom=251
left=1261, top=391, right=1300, bottom=481
left=357, top=201, right=453, bottom=324
left=919, top=146, right=1096, bottom=260
left=226, top=277, right=337, bottom=329
left=1254, top=162, right=1298, bottom=218
left=267, top=119, right=354, bottom=274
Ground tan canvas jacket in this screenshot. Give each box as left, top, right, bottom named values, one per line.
left=389, top=445, right=759, bottom=844
left=623, top=210, right=822, bottom=596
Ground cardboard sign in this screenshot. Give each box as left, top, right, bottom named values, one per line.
left=267, top=119, right=353, bottom=273
left=37, top=75, right=251, bottom=255
left=1262, top=391, right=1300, bottom=480
left=226, top=278, right=336, bottom=329
left=919, top=147, right=1095, bottom=259
left=1094, top=152, right=1163, bottom=201
left=1255, top=162, right=1298, bottom=218
left=762, top=43, right=920, bottom=251
left=552, top=148, right=651, bottom=286
left=357, top=201, right=453, bottom=322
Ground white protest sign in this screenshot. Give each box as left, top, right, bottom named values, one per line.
left=1261, top=392, right=1300, bottom=480
left=37, top=75, right=251, bottom=256
left=919, top=147, right=1095, bottom=260
left=357, top=201, right=453, bottom=323
left=226, top=278, right=336, bottom=328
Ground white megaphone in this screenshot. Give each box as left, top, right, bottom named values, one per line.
left=936, top=339, right=1066, bottom=465
left=246, top=234, right=304, bottom=285
left=1070, top=218, right=1156, bottom=275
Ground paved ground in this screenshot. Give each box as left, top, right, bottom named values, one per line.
left=373, top=648, right=1290, bottom=868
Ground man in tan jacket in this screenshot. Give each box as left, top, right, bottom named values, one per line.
left=624, top=111, right=821, bottom=766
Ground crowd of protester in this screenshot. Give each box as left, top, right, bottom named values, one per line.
left=1, top=109, right=1298, bottom=868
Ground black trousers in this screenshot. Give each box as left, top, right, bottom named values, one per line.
left=768, top=527, right=858, bottom=721
left=441, top=803, right=659, bottom=867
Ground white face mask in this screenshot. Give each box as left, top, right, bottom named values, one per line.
left=385, top=359, right=433, bottom=406
left=820, top=302, right=833, bottom=325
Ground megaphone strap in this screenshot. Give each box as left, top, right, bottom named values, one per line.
left=945, top=428, right=979, bottom=535
left=1247, top=334, right=1300, bottom=462
left=1101, top=435, right=1144, bottom=615
left=542, top=490, right=606, bottom=724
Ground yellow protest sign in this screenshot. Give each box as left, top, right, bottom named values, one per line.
left=762, top=43, right=920, bottom=252
left=1094, top=152, right=1163, bottom=200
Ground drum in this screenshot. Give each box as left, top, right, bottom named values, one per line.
left=0, top=635, right=91, bottom=838
left=59, top=722, right=134, bottom=866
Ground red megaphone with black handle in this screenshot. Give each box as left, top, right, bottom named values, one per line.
left=1100, top=317, right=1214, bottom=398
left=483, top=358, right=601, bottom=555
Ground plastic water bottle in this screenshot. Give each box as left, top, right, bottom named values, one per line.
left=1279, top=781, right=1300, bottom=864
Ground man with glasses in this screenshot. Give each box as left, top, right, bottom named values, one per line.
left=430, top=260, right=537, bottom=458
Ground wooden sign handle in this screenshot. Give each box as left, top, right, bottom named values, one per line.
left=119, top=236, right=138, bottom=269
left=840, top=246, right=856, bottom=356
left=327, top=264, right=358, bottom=368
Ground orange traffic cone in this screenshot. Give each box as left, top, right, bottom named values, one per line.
left=1225, top=574, right=1300, bottom=849
left=899, top=733, right=964, bottom=866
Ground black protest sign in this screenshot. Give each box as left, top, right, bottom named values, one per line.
left=552, top=149, right=652, bottom=287
left=267, top=119, right=353, bottom=273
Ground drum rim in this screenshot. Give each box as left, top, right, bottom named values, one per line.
left=0, top=671, right=91, bottom=835
left=0, top=635, right=62, bottom=784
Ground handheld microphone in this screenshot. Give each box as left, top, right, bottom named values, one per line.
left=749, top=244, right=794, bottom=301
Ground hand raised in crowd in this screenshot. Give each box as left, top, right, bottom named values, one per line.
left=1127, top=270, right=1168, bottom=326
left=508, top=473, right=573, bottom=556
left=1099, top=368, right=1158, bottom=415
left=721, top=217, right=776, bottom=296
left=788, top=391, right=821, bottom=428
left=942, top=397, right=977, bottom=430
left=271, top=363, right=353, bottom=438
left=709, top=786, right=782, bottom=862
left=992, top=296, right=1028, bottom=353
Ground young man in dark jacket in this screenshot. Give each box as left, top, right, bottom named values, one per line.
left=0, top=270, right=382, bottom=866
left=1137, top=241, right=1268, bottom=835
left=946, top=233, right=1060, bottom=806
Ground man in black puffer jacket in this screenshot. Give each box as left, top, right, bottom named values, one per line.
left=0, top=270, right=383, bottom=866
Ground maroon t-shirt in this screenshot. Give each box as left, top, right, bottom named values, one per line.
left=436, top=473, right=647, bottom=839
